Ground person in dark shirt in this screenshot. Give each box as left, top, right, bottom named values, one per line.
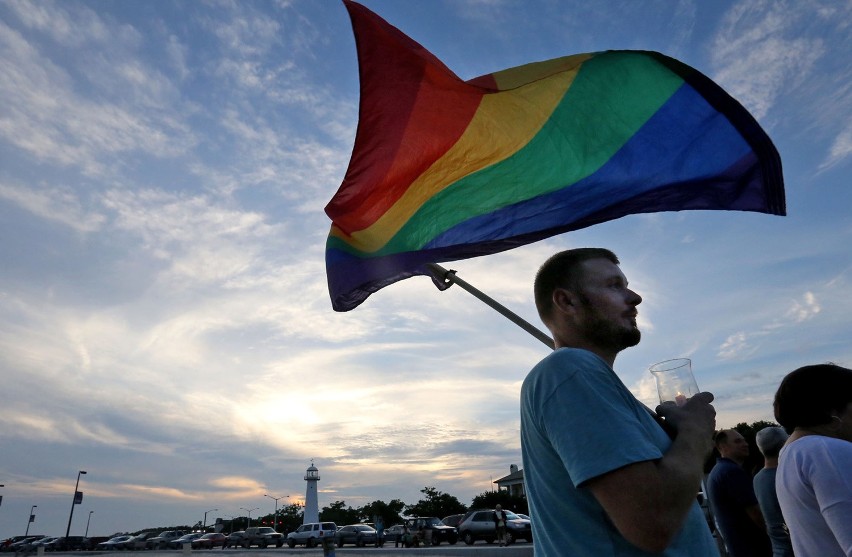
left=707, top=429, right=771, bottom=557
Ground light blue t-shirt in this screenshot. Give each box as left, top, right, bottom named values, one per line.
left=753, top=467, right=794, bottom=557
left=520, top=348, right=717, bottom=557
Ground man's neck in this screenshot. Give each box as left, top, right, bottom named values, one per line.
left=722, top=455, right=745, bottom=466
left=554, top=339, right=617, bottom=367
left=763, top=457, right=779, bottom=469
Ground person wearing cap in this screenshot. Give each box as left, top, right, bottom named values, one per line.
left=753, top=427, right=794, bottom=557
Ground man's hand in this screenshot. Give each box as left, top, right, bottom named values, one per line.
left=656, top=392, right=716, bottom=456
left=587, top=392, right=717, bottom=553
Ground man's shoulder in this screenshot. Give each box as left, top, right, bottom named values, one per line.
left=752, top=468, right=776, bottom=498
left=528, top=348, right=608, bottom=377
left=709, top=458, right=742, bottom=476
left=707, top=458, right=736, bottom=484
left=523, top=348, right=608, bottom=397
left=753, top=467, right=775, bottom=481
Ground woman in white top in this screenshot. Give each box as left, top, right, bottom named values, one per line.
left=773, top=363, right=852, bottom=557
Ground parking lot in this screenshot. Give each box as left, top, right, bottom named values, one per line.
left=19, top=547, right=532, bottom=557
left=16, top=543, right=533, bottom=557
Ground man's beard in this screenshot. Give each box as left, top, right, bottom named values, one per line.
left=583, top=311, right=641, bottom=353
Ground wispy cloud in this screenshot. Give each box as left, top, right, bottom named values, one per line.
left=711, top=0, right=852, bottom=169
left=4, top=0, right=115, bottom=48
left=785, top=291, right=821, bottom=322
left=0, top=17, right=194, bottom=177
left=0, top=180, right=106, bottom=232
left=710, top=1, right=825, bottom=120
left=716, top=287, right=827, bottom=361
left=821, top=120, right=852, bottom=171
left=718, top=331, right=760, bottom=360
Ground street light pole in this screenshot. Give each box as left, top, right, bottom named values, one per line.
left=263, top=494, right=287, bottom=532
left=85, top=511, right=94, bottom=537
left=203, top=508, right=218, bottom=531
left=25, top=505, right=37, bottom=536
left=65, top=470, right=87, bottom=538
left=239, top=507, right=259, bottom=530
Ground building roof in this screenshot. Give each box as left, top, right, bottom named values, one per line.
left=494, top=468, right=524, bottom=483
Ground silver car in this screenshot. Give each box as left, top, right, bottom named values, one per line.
left=457, top=509, right=532, bottom=545
left=334, top=524, right=377, bottom=547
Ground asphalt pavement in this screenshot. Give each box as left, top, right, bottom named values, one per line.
left=22, top=545, right=533, bottom=557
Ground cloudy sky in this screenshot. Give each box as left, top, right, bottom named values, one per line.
left=1, top=0, right=850, bottom=539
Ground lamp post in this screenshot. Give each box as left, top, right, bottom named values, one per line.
left=239, top=507, right=259, bottom=530
left=263, top=494, right=287, bottom=532
left=203, top=508, right=218, bottom=531
left=65, top=470, right=87, bottom=538
left=25, top=505, right=37, bottom=536
left=85, top=511, right=94, bottom=537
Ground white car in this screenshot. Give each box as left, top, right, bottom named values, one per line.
left=97, top=535, right=133, bottom=550
left=286, top=522, right=338, bottom=548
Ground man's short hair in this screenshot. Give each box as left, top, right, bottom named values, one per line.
left=774, top=363, right=852, bottom=434
left=534, top=248, right=619, bottom=324
left=713, top=429, right=733, bottom=448
left=755, top=426, right=788, bottom=458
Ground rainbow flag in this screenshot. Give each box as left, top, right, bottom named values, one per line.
left=325, top=0, right=784, bottom=312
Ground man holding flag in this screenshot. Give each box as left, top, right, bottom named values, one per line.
left=521, top=248, right=718, bottom=556
left=326, top=6, right=782, bottom=552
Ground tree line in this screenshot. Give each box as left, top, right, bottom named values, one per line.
left=242, top=486, right=529, bottom=534
left=142, top=487, right=528, bottom=536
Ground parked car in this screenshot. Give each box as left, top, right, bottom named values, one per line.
left=286, top=522, right=338, bottom=548
left=406, top=516, right=458, bottom=545
left=27, top=537, right=59, bottom=551
left=241, top=527, right=284, bottom=548
left=223, top=532, right=245, bottom=549
left=44, top=536, right=87, bottom=551
left=82, top=537, right=110, bottom=550
left=97, top=535, right=133, bottom=550
left=123, top=532, right=158, bottom=550
left=191, top=533, right=227, bottom=550
left=335, top=524, right=377, bottom=547
left=441, top=514, right=465, bottom=528
left=167, top=533, right=203, bottom=549
left=2, top=536, right=42, bottom=552
left=382, top=525, right=409, bottom=547
left=457, top=509, right=532, bottom=545
left=146, top=531, right=186, bottom=550
left=5, top=537, right=45, bottom=552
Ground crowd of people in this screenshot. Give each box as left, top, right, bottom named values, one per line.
left=705, top=363, right=852, bottom=557
left=520, top=248, right=852, bottom=557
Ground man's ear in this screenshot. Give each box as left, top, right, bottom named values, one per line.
left=552, top=287, right=576, bottom=316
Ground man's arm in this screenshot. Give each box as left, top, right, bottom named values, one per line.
left=745, top=504, right=766, bottom=530
left=585, top=392, right=716, bottom=553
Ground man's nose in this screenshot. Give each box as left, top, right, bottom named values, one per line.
left=628, top=288, right=642, bottom=305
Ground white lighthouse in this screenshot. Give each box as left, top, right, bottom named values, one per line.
left=303, top=461, right=320, bottom=524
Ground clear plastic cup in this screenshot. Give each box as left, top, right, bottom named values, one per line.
left=649, top=358, right=699, bottom=406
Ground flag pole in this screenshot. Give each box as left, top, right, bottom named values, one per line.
left=425, top=263, right=555, bottom=350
